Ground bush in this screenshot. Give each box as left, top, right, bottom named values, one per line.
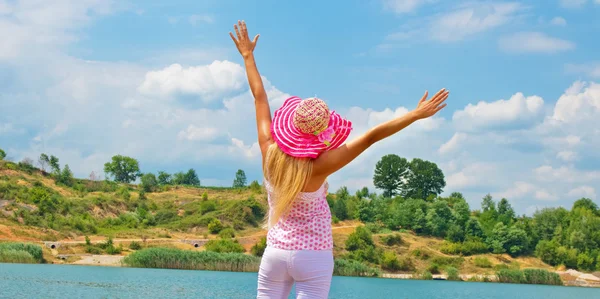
left=440, top=241, right=489, bottom=256
left=427, top=263, right=440, bottom=274
left=380, top=234, right=402, bottom=246
left=116, top=186, right=131, bottom=200
left=218, top=228, right=236, bottom=239
left=496, top=268, right=562, bottom=286
left=208, top=219, right=223, bottom=234
left=577, top=252, right=595, bottom=272
left=418, top=271, right=433, bottom=280
left=333, top=259, right=380, bottom=277
left=474, top=257, right=492, bottom=268
left=446, top=267, right=461, bottom=281
left=251, top=237, right=267, bottom=257
left=204, top=239, right=245, bottom=253
left=398, top=257, right=415, bottom=271
left=123, top=248, right=259, bottom=272
left=430, top=256, right=464, bottom=268
left=345, top=226, right=374, bottom=251
left=129, top=241, right=143, bottom=250
left=0, top=242, right=44, bottom=263
left=412, top=249, right=431, bottom=260
left=202, top=192, right=208, bottom=201
left=201, top=201, right=217, bottom=214
left=381, top=251, right=400, bottom=271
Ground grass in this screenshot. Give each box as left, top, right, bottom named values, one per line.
left=0, top=242, right=44, bottom=264
left=496, top=268, right=562, bottom=286
left=123, top=247, right=260, bottom=272
left=333, top=259, right=380, bottom=277
left=474, top=257, right=492, bottom=268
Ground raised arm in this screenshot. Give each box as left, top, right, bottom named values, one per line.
left=230, top=21, right=273, bottom=158
left=312, top=89, right=449, bottom=178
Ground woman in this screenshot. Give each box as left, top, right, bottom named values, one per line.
left=229, top=21, right=449, bottom=299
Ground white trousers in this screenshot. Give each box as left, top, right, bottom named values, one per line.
left=257, top=247, right=334, bottom=299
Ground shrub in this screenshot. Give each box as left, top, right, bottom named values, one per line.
left=446, top=267, right=461, bottom=281
left=522, top=269, right=562, bottom=285
left=208, top=219, right=223, bottom=234
left=345, top=226, right=374, bottom=251
left=123, top=248, right=259, bottom=272
left=333, top=259, right=380, bottom=277
left=200, top=201, right=217, bottom=214
left=496, top=269, right=524, bottom=283
left=218, top=228, right=236, bottom=239
left=0, top=243, right=44, bottom=263
left=202, top=192, right=208, bottom=201
left=129, top=241, right=142, bottom=250
left=251, top=237, right=267, bottom=257
left=204, top=239, right=245, bottom=253
left=116, top=186, right=131, bottom=200
left=381, top=251, right=400, bottom=271
left=474, top=257, right=492, bottom=268
left=427, top=263, right=440, bottom=274
left=412, top=249, right=431, bottom=260
left=418, top=271, right=433, bottom=280
left=398, top=257, right=415, bottom=271
left=577, top=252, right=595, bottom=272
left=440, top=241, right=489, bottom=256
left=380, top=234, right=402, bottom=246
left=249, top=180, right=262, bottom=193
left=430, top=256, right=464, bottom=268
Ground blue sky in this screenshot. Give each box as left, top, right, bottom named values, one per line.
left=1, top=0, right=599, bottom=215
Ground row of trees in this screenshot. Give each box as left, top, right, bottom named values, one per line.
left=328, top=153, right=600, bottom=271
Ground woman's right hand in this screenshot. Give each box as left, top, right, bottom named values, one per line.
left=229, top=20, right=260, bottom=59
left=412, top=88, right=449, bottom=119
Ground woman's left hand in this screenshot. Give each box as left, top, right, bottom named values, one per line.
left=229, top=20, right=259, bottom=58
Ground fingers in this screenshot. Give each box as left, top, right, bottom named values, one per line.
left=229, top=32, right=238, bottom=45
left=431, top=89, right=449, bottom=105
left=252, top=34, right=260, bottom=44
left=419, top=90, right=428, bottom=104
left=241, top=20, right=248, bottom=38
left=234, top=23, right=242, bottom=40
left=434, top=103, right=447, bottom=113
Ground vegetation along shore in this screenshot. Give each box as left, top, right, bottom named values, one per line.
left=1, top=149, right=600, bottom=287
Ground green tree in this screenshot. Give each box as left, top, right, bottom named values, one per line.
left=57, top=164, right=74, bottom=186
left=505, top=226, right=529, bottom=256
left=404, top=158, right=445, bottom=200
left=488, top=222, right=508, bottom=254
left=357, top=200, right=375, bottom=223
left=497, top=198, right=516, bottom=225
left=336, top=186, right=350, bottom=200
left=356, top=187, right=370, bottom=199
left=373, top=154, right=409, bottom=198
left=0, top=148, right=5, bottom=160
left=479, top=194, right=499, bottom=234
left=38, top=153, right=49, bottom=172
left=465, top=218, right=485, bottom=239
left=345, top=226, right=374, bottom=251
left=446, top=224, right=465, bottom=242
left=535, top=240, right=560, bottom=265
left=157, top=171, right=172, bottom=185
left=233, top=169, right=247, bottom=188
left=184, top=169, right=200, bottom=186
left=452, top=200, right=471, bottom=227
left=172, top=172, right=186, bottom=185
left=48, top=155, right=60, bottom=175
left=104, top=155, right=141, bottom=183
left=425, top=200, right=453, bottom=237
left=532, top=207, right=569, bottom=242
left=208, top=219, right=223, bottom=234
left=333, top=198, right=348, bottom=220
left=140, top=173, right=158, bottom=192
left=572, top=198, right=598, bottom=214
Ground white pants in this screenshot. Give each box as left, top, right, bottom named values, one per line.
left=257, top=247, right=334, bottom=299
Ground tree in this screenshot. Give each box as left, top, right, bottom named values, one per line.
left=446, top=224, right=465, bottom=242
left=452, top=200, right=471, bottom=227
left=49, top=155, right=60, bottom=175
left=573, top=198, right=598, bottom=214
left=505, top=226, right=529, bottom=256
left=0, top=148, right=5, bottom=160
left=233, top=169, right=247, bottom=188
left=479, top=194, right=499, bottom=234
left=336, top=186, right=350, bottom=200
left=497, top=198, right=516, bottom=225
left=103, top=155, right=141, bottom=183
left=425, top=200, right=453, bottom=237
left=38, top=153, right=49, bottom=172
left=465, top=218, right=485, bottom=239
left=357, top=200, right=375, bottom=222
left=487, top=222, right=508, bottom=254
left=157, top=171, right=172, bottom=185
left=172, top=172, right=186, bottom=185
left=373, top=154, right=409, bottom=198
left=356, top=187, right=370, bottom=199
left=333, top=198, right=348, bottom=220
left=532, top=207, right=568, bottom=242
left=404, top=158, right=446, bottom=200
left=184, top=168, right=200, bottom=186
left=140, top=173, right=158, bottom=192
left=57, top=164, right=74, bottom=187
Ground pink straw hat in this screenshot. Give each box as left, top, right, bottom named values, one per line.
left=271, top=96, right=352, bottom=158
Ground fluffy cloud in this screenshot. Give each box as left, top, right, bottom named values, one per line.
left=452, top=92, right=544, bottom=131
left=568, top=186, right=596, bottom=199
left=498, top=32, right=575, bottom=53
left=550, top=17, right=567, bottom=26
left=438, top=133, right=468, bottom=155
left=429, top=2, right=525, bottom=42
left=178, top=125, right=220, bottom=141
left=552, top=81, right=600, bottom=123
left=565, top=63, right=600, bottom=78
left=382, top=0, right=433, bottom=14
left=138, top=61, right=246, bottom=101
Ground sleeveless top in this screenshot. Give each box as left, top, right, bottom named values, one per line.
left=264, top=179, right=333, bottom=251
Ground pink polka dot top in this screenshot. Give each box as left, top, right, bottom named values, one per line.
left=264, top=179, right=333, bottom=251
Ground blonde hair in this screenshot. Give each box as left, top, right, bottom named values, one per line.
left=263, top=143, right=313, bottom=228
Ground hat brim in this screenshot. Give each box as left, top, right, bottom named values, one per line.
left=271, top=96, right=353, bottom=158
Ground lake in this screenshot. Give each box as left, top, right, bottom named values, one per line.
left=1, top=263, right=599, bottom=299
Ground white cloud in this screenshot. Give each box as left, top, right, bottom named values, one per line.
left=382, top=0, right=433, bottom=14
left=560, top=0, right=588, bottom=8
left=565, top=63, right=600, bottom=78
left=535, top=190, right=559, bottom=201
left=568, top=186, right=596, bottom=199
left=446, top=163, right=497, bottom=190
left=189, top=14, right=214, bottom=25
left=496, top=181, right=536, bottom=199
left=178, top=125, right=219, bottom=141
left=552, top=81, right=600, bottom=123
left=230, top=138, right=260, bottom=159
left=138, top=61, right=246, bottom=101
left=430, top=2, right=525, bottom=42
left=498, top=32, right=575, bottom=53
left=550, top=17, right=567, bottom=26
left=452, top=92, right=544, bottom=131
left=557, top=151, right=578, bottom=162
left=439, top=132, right=468, bottom=154
left=534, top=165, right=600, bottom=183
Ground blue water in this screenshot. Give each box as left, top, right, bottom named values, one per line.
left=1, top=263, right=599, bottom=299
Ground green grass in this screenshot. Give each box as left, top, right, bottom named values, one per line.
left=122, top=247, right=260, bottom=272
left=474, top=257, right=492, bottom=268
left=496, top=269, right=562, bottom=286
left=333, top=259, right=380, bottom=277
left=0, top=242, right=44, bottom=264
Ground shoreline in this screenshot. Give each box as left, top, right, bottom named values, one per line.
left=44, top=254, right=600, bottom=288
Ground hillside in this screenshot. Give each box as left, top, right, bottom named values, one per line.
left=1, top=159, right=600, bottom=287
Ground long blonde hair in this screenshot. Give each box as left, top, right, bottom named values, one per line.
left=263, top=143, right=313, bottom=228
